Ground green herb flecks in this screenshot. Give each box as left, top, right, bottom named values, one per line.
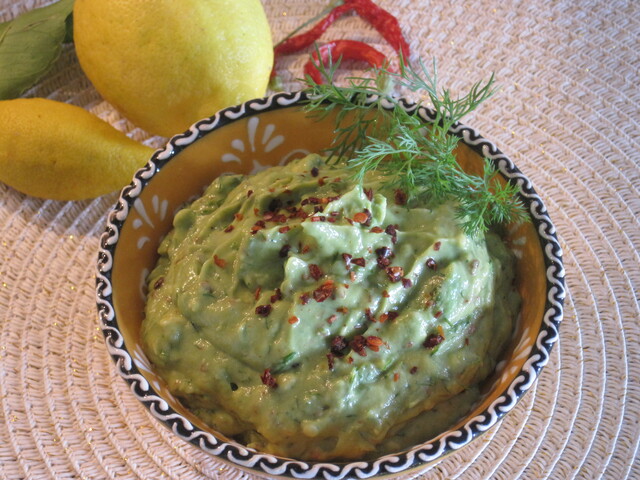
left=303, top=55, right=526, bottom=235
left=0, top=0, right=75, bottom=100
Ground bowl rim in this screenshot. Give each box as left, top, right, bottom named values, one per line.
left=96, top=90, right=565, bottom=479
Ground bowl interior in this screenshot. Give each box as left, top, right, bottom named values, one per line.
left=110, top=102, right=547, bottom=456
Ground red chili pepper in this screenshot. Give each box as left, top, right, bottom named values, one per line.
left=345, top=0, right=410, bottom=59
left=274, top=3, right=353, bottom=56
left=303, top=40, right=388, bottom=84
left=272, top=0, right=410, bottom=82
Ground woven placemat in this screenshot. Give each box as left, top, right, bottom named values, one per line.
left=1, top=0, right=638, bottom=478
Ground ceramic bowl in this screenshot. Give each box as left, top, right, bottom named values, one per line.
left=96, top=91, right=565, bottom=479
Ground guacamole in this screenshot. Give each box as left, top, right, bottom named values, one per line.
left=142, top=154, right=520, bottom=460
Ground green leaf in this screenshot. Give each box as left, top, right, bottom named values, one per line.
left=0, top=0, right=75, bottom=100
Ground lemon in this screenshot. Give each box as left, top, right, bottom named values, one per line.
left=0, top=98, right=153, bottom=201
left=73, top=0, right=273, bottom=137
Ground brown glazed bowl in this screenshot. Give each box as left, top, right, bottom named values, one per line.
left=96, top=91, right=565, bottom=479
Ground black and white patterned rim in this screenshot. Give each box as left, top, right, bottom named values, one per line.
left=96, top=91, right=565, bottom=479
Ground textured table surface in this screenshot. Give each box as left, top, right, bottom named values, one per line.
left=0, top=1, right=638, bottom=479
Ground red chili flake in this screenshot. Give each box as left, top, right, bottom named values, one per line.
left=301, top=244, right=311, bottom=254
left=270, top=288, right=283, bottom=303
left=385, top=224, right=398, bottom=243
left=402, top=278, right=413, bottom=288
left=255, top=304, right=272, bottom=317
left=293, top=210, right=308, bottom=220
left=386, top=266, right=404, bottom=282
left=313, top=281, right=334, bottom=302
left=352, top=257, right=366, bottom=267
left=376, top=246, right=392, bottom=258
left=425, top=299, right=435, bottom=308
left=288, top=316, right=299, bottom=324
left=318, top=176, right=328, bottom=186
left=434, top=241, right=441, bottom=251
left=366, top=336, right=383, bottom=352
left=329, top=211, right=340, bottom=216
left=234, top=213, right=244, bottom=221
left=394, top=189, right=407, bottom=206
left=300, top=293, right=310, bottom=305
left=342, top=253, right=353, bottom=269
left=353, top=212, right=369, bottom=224
left=224, top=224, right=235, bottom=233
left=349, top=271, right=357, bottom=282
left=251, top=221, right=266, bottom=234
left=260, top=368, right=278, bottom=389
left=327, top=314, right=337, bottom=324
left=247, top=190, right=254, bottom=197
left=364, top=188, right=373, bottom=201
left=213, top=255, right=226, bottom=268
left=310, top=216, right=322, bottom=222
left=382, top=290, right=390, bottom=298
left=336, top=306, right=349, bottom=313
left=393, top=372, right=400, bottom=382
left=426, top=258, right=438, bottom=270
left=313, top=205, right=324, bottom=213
left=254, top=286, right=262, bottom=300
left=153, top=277, right=164, bottom=290
left=253, top=208, right=260, bottom=216
left=332, top=177, right=341, bottom=183
left=278, top=226, right=291, bottom=234
left=310, top=166, right=319, bottom=177
left=302, top=197, right=322, bottom=205
left=365, top=308, right=376, bottom=322
left=327, top=216, right=336, bottom=223
left=376, top=257, right=391, bottom=269
left=379, top=313, right=389, bottom=323
left=423, top=334, right=444, bottom=349
left=263, top=211, right=275, bottom=221
left=464, top=338, right=470, bottom=346
left=387, top=311, right=399, bottom=322
left=309, top=264, right=324, bottom=280
left=331, top=335, right=348, bottom=356
left=327, top=353, right=335, bottom=370
left=268, top=188, right=275, bottom=193
left=409, top=366, right=418, bottom=374
left=279, top=244, right=291, bottom=258
left=350, top=335, right=368, bottom=356
left=345, top=217, right=354, bottom=226
left=434, top=310, right=443, bottom=319
left=370, top=226, right=383, bottom=233
left=283, top=188, right=292, bottom=194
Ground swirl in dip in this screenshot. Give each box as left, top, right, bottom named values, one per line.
left=142, top=154, right=520, bottom=460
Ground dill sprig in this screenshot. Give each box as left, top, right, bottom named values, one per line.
left=302, top=55, right=527, bottom=235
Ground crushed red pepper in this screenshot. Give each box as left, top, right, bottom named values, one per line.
left=423, top=333, right=444, bottom=349
left=213, top=255, right=226, bottom=268
left=309, top=264, right=324, bottom=280
left=386, top=266, right=404, bottom=282
left=255, top=304, right=272, bottom=317
left=260, top=368, right=278, bottom=389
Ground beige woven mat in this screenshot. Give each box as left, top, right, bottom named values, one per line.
left=1, top=0, right=638, bottom=478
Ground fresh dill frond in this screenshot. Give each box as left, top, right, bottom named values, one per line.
left=302, top=53, right=526, bottom=235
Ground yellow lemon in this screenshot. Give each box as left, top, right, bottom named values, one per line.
left=0, top=98, right=153, bottom=201
left=73, top=0, right=273, bottom=137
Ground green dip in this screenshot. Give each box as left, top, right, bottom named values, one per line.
left=142, top=154, right=520, bottom=460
